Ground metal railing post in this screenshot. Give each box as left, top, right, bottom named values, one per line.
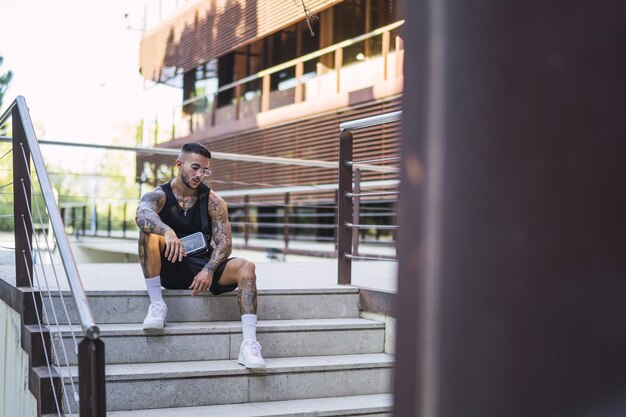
left=81, top=205, right=87, bottom=236
left=243, top=195, right=250, bottom=246
left=337, top=129, right=354, bottom=285
left=235, top=84, right=242, bottom=120
left=93, top=205, right=98, bottom=236
left=122, top=202, right=128, bottom=238
left=12, top=106, right=33, bottom=286
left=284, top=192, right=290, bottom=252
left=210, top=93, right=217, bottom=127
left=71, top=207, right=77, bottom=236
left=78, top=337, right=106, bottom=416
left=333, top=189, right=339, bottom=250
left=353, top=168, right=361, bottom=257
left=107, top=204, right=112, bottom=237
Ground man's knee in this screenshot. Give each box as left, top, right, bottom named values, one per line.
left=236, top=259, right=256, bottom=279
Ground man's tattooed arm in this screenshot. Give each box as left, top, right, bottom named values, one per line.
left=202, top=191, right=233, bottom=275
left=135, top=187, right=172, bottom=235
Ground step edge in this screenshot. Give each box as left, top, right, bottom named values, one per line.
left=47, top=287, right=361, bottom=297
left=50, top=319, right=385, bottom=336
left=60, top=353, right=395, bottom=381
left=68, top=393, right=393, bottom=417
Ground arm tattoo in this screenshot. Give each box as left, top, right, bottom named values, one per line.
left=135, top=187, right=172, bottom=235
left=202, top=192, right=232, bottom=274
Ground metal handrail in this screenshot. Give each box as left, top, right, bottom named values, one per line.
left=0, top=96, right=105, bottom=416
left=0, top=137, right=399, bottom=174
left=337, top=110, right=403, bottom=284
left=339, top=111, right=403, bottom=131
left=345, top=191, right=400, bottom=198
left=1, top=97, right=100, bottom=339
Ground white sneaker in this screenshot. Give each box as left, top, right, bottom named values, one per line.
left=142, top=301, right=167, bottom=330
left=238, top=339, right=266, bottom=370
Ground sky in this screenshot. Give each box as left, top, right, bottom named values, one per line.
left=0, top=0, right=181, bottom=146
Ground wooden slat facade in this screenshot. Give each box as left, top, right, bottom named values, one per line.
left=140, top=0, right=345, bottom=83
left=137, top=94, right=402, bottom=205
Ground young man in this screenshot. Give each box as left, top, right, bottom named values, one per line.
left=135, top=142, right=265, bottom=369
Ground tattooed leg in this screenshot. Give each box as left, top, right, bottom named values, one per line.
left=237, top=276, right=258, bottom=314
left=138, top=230, right=164, bottom=278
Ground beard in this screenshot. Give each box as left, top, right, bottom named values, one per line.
left=180, top=171, right=200, bottom=190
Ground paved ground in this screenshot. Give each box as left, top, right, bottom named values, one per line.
left=0, top=233, right=397, bottom=293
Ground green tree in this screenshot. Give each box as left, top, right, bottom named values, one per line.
left=0, top=54, right=12, bottom=107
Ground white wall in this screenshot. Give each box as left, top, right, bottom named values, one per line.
left=361, top=310, right=396, bottom=355
left=0, top=299, right=38, bottom=417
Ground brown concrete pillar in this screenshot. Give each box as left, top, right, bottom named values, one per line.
left=395, top=1, right=626, bottom=416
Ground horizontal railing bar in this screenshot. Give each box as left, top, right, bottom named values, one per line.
left=358, top=213, right=397, bottom=218
left=229, top=202, right=338, bottom=210
left=344, top=254, right=397, bottom=262
left=0, top=137, right=397, bottom=173
left=345, top=222, right=399, bottom=230
left=283, top=234, right=336, bottom=242
left=231, top=212, right=396, bottom=219
left=234, top=213, right=335, bottom=219
left=351, top=156, right=402, bottom=165
left=345, top=191, right=400, bottom=198
left=232, top=232, right=336, bottom=242
left=13, top=97, right=100, bottom=340
left=360, top=239, right=397, bottom=245
left=231, top=221, right=336, bottom=229
left=340, top=110, right=402, bottom=131
left=220, top=179, right=399, bottom=197
left=353, top=162, right=400, bottom=173
left=0, top=100, right=16, bottom=124
left=258, top=212, right=337, bottom=218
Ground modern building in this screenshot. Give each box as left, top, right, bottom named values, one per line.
left=136, top=0, right=403, bottom=247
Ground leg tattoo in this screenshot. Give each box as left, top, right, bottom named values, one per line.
left=237, top=276, right=257, bottom=314
left=138, top=232, right=149, bottom=278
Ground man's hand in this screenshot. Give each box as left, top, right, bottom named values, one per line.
left=163, top=230, right=185, bottom=262
left=189, top=270, right=213, bottom=296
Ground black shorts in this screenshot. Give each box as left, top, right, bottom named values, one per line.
left=160, top=254, right=238, bottom=295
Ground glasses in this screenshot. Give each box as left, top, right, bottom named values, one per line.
left=181, top=160, right=212, bottom=177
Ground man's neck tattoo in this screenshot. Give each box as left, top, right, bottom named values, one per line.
left=173, top=189, right=198, bottom=216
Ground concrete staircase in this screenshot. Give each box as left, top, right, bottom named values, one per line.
left=46, top=287, right=394, bottom=416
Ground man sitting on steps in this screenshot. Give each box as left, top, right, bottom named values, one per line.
left=135, top=141, right=265, bottom=370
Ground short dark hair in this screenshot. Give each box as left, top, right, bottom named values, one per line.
left=179, top=142, right=211, bottom=159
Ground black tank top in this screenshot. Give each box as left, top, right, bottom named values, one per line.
left=159, top=181, right=212, bottom=241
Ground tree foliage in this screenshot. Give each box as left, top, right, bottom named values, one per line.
left=0, top=54, right=12, bottom=108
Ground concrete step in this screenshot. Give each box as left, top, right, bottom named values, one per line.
left=56, top=393, right=393, bottom=417
left=70, top=393, right=393, bottom=416
left=51, top=318, right=385, bottom=365
left=43, top=288, right=360, bottom=324
left=59, top=353, right=394, bottom=412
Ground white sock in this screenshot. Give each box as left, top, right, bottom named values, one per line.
left=241, top=314, right=257, bottom=341
left=145, top=276, right=164, bottom=304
